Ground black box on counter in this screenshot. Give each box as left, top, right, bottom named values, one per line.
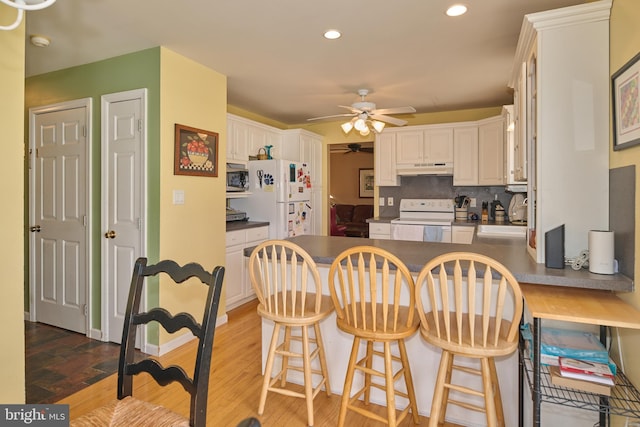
left=545, top=224, right=565, bottom=269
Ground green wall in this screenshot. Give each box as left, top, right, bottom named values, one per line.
left=24, top=48, right=161, bottom=328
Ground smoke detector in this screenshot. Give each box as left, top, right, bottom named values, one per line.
left=30, top=35, right=50, bottom=47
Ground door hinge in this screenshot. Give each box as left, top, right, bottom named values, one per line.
left=82, top=304, right=87, bottom=316
left=82, top=125, right=87, bottom=137
left=83, top=215, right=87, bottom=227
left=138, top=218, right=142, bottom=230
left=138, top=119, right=143, bottom=132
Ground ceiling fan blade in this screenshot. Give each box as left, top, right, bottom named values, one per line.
left=307, top=113, right=355, bottom=122
left=369, top=113, right=408, bottom=126
left=338, top=105, right=363, bottom=114
left=371, top=106, right=416, bottom=115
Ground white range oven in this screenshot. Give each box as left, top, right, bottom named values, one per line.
left=390, top=198, right=454, bottom=243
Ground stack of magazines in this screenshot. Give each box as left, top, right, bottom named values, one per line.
left=521, top=324, right=617, bottom=395
left=550, top=357, right=615, bottom=395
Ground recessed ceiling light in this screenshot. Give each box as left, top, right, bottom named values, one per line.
left=446, top=4, right=467, bottom=17
left=324, top=29, right=341, bottom=40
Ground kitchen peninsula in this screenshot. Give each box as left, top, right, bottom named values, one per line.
left=278, top=234, right=633, bottom=292
left=247, top=234, right=634, bottom=426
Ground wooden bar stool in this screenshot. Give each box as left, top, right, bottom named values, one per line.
left=414, top=252, right=523, bottom=426
left=328, top=246, right=420, bottom=427
left=249, top=240, right=333, bottom=427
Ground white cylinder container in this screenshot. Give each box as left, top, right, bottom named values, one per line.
left=588, top=230, right=614, bottom=275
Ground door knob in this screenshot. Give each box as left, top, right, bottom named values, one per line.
left=104, top=230, right=116, bottom=239
left=30, top=225, right=41, bottom=232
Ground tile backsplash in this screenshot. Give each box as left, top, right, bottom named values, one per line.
left=379, top=175, right=522, bottom=219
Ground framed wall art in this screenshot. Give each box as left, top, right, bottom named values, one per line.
left=174, top=124, right=219, bottom=176
left=612, top=51, right=640, bottom=151
left=359, top=168, right=374, bottom=198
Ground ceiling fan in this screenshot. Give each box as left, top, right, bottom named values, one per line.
left=330, top=143, right=374, bottom=154
left=307, top=89, right=416, bottom=133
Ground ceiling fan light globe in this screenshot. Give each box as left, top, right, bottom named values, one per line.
left=354, top=118, right=367, bottom=131
left=372, top=120, right=385, bottom=133
left=359, top=127, right=370, bottom=136
left=341, top=122, right=354, bottom=134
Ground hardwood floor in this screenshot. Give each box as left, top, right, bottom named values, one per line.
left=58, top=300, right=462, bottom=426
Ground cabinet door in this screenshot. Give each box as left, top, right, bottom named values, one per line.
left=453, top=126, right=478, bottom=186
left=425, top=127, right=454, bottom=163
left=227, top=117, right=249, bottom=163
left=375, top=133, right=399, bottom=186
left=247, top=125, right=267, bottom=159
left=396, top=131, right=425, bottom=165
left=225, top=244, right=245, bottom=308
left=515, top=61, right=528, bottom=182
left=478, top=118, right=505, bottom=185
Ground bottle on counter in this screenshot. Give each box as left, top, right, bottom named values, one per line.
left=481, top=201, right=489, bottom=222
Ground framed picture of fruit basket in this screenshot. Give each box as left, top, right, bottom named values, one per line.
left=174, top=123, right=219, bottom=177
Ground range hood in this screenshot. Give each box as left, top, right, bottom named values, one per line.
left=396, top=162, right=454, bottom=176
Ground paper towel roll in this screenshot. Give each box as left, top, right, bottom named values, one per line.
left=588, top=230, right=614, bottom=274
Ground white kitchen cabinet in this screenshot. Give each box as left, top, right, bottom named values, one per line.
left=374, top=132, right=399, bottom=186
left=396, top=126, right=453, bottom=166
left=451, top=225, right=474, bottom=244
left=477, top=115, right=505, bottom=186
left=452, top=117, right=504, bottom=187
left=227, top=114, right=250, bottom=164
left=503, top=104, right=527, bottom=190
left=509, top=1, right=610, bottom=263
left=369, top=222, right=391, bottom=240
left=453, top=125, right=478, bottom=186
left=225, top=225, right=269, bottom=310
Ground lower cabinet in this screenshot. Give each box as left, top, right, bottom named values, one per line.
left=369, top=222, right=391, bottom=240
left=225, top=226, right=269, bottom=310
left=451, top=225, right=474, bottom=244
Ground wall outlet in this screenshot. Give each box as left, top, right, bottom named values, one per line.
left=470, top=197, right=477, bottom=208
left=388, top=197, right=394, bottom=206
left=379, top=197, right=385, bottom=206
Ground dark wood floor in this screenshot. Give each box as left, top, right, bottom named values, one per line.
left=25, top=321, right=122, bottom=404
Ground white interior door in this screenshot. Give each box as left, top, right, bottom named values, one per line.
left=29, top=99, right=91, bottom=334
left=101, top=89, right=146, bottom=343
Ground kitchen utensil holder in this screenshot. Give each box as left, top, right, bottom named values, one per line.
left=455, top=207, right=468, bottom=221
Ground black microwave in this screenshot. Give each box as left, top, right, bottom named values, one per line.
left=226, top=167, right=249, bottom=192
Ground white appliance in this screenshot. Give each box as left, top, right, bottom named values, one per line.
left=508, top=193, right=527, bottom=224
left=390, top=199, right=455, bottom=243
left=233, top=159, right=312, bottom=239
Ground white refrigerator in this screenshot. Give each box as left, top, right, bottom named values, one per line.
left=234, top=159, right=312, bottom=239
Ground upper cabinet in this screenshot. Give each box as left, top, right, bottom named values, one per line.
left=375, top=132, right=400, bottom=186
left=477, top=115, right=505, bottom=186
left=452, top=124, right=479, bottom=186
left=227, top=115, right=250, bottom=164
left=509, top=1, right=611, bottom=263
left=396, top=126, right=454, bottom=166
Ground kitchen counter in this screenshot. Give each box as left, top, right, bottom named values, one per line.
left=248, top=235, right=633, bottom=292
left=366, top=216, right=396, bottom=223
left=226, top=220, right=269, bottom=232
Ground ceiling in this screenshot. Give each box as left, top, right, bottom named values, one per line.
left=23, top=0, right=587, bottom=126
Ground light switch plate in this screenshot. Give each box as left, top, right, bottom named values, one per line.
left=470, top=198, right=477, bottom=208
left=173, top=190, right=185, bottom=205
left=379, top=197, right=385, bottom=206
left=388, top=197, right=394, bottom=206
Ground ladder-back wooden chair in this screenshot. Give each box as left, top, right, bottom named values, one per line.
left=71, top=258, right=225, bottom=427
left=249, top=240, right=333, bottom=427
left=414, top=252, right=523, bottom=427
left=328, top=246, right=420, bottom=427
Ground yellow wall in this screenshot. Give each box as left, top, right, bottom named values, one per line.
left=610, top=0, right=640, bottom=394
left=158, top=48, right=227, bottom=345
left=0, top=6, right=25, bottom=402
